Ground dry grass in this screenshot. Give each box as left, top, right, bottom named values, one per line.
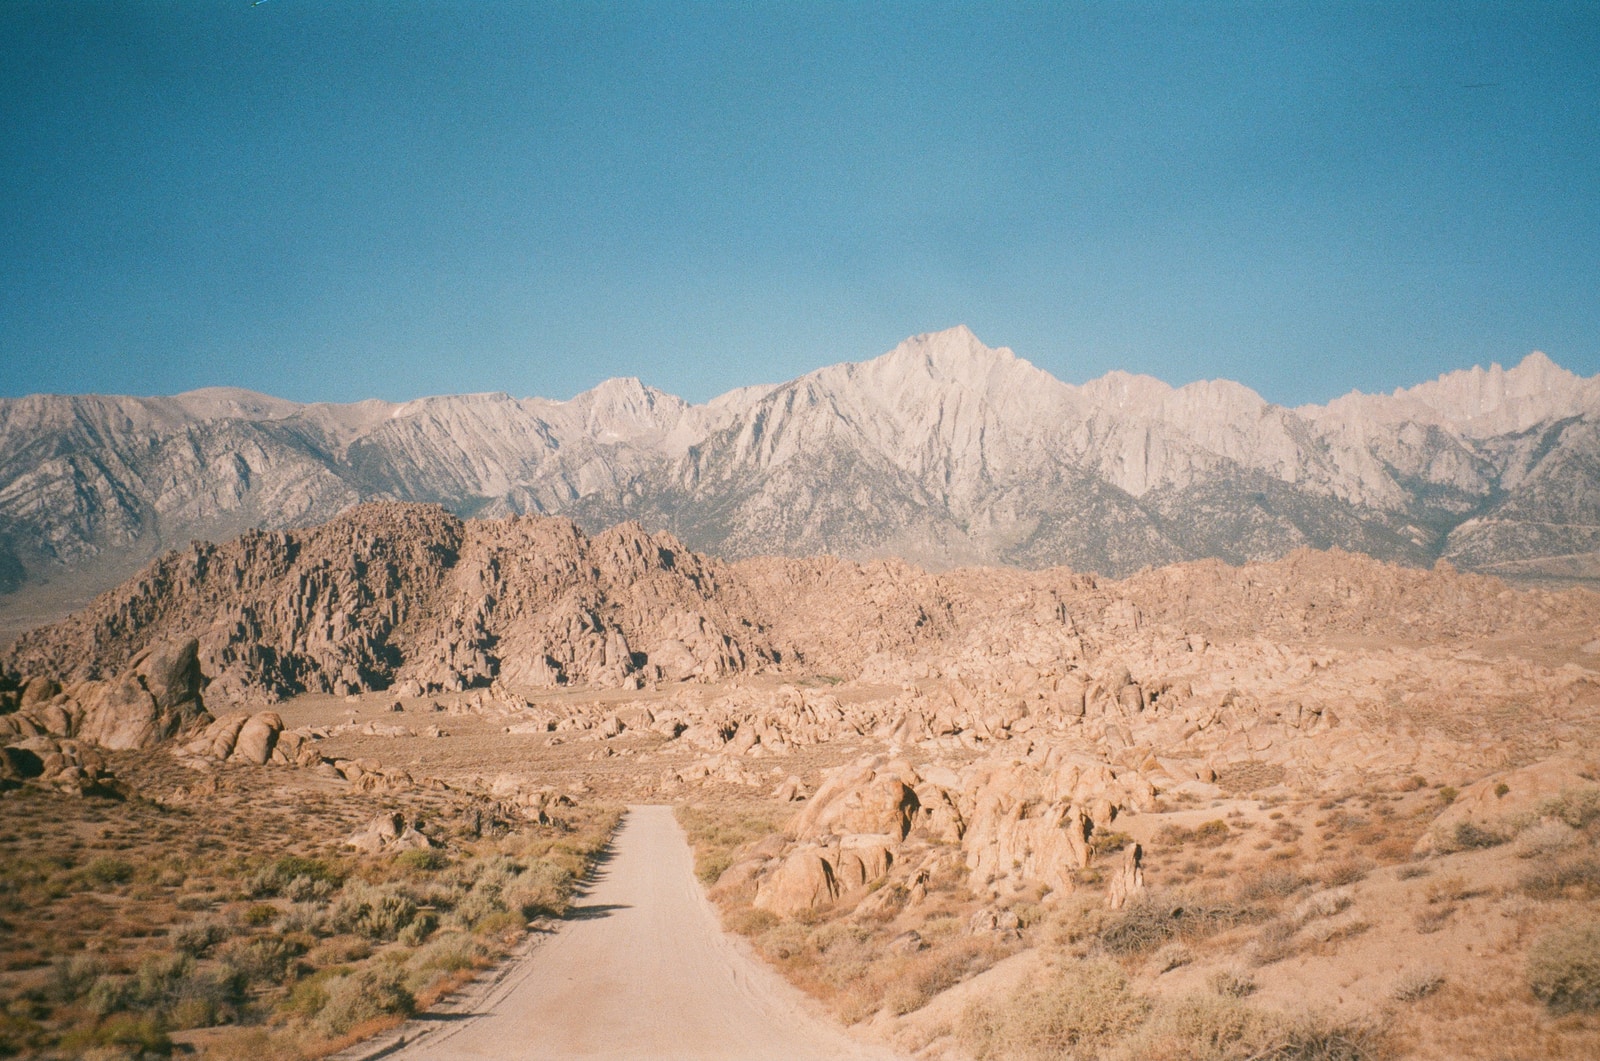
left=0, top=751, right=619, bottom=1058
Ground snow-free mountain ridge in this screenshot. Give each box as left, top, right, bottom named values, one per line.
left=3, top=326, right=1598, bottom=616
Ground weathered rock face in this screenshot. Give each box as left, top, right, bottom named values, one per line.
left=789, top=759, right=921, bottom=842
left=73, top=639, right=207, bottom=751
left=2, top=505, right=775, bottom=700
left=0, top=735, right=117, bottom=796
left=345, top=813, right=437, bottom=854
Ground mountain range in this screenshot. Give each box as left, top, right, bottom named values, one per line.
left=3, top=325, right=1598, bottom=620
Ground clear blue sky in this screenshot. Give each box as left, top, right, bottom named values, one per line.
left=2, top=1, right=1596, bottom=407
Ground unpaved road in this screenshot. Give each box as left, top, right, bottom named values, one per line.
left=390, top=805, right=906, bottom=1061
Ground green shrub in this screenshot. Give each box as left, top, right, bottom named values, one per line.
left=398, top=911, right=438, bottom=947
left=397, top=848, right=448, bottom=873
left=314, top=963, right=415, bottom=1035
left=48, top=953, right=108, bottom=1003
left=1528, top=919, right=1600, bottom=1013
left=244, top=902, right=278, bottom=927
left=249, top=855, right=343, bottom=898
left=1448, top=821, right=1506, bottom=851
left=84, top=857, right=135, bottom=886
left=407, top=932, right=488, bottom=974
left=58, top=1013, right=172, bottom=1056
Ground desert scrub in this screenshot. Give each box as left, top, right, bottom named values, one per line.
left=1540, top=788, right=1600, bottom=831
left=312, top=961, right=415, bottom=1036
left=1095, top=891, right=1259, bottom=956
left=961, top=958, right=1149, bottom=1061
left=676, top=801, right=787, bottom=884
left=1521, top=854, right=1600, bottom=901
left=1527, top=918, right=1600, bottom=1013
left=1132, top=994, right=1281, bottom=1061
left=330, top=881, right=420, bottom=941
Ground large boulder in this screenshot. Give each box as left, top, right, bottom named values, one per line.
left=230, top=712, right=283, bottom=764
left=789, top=757, right=921, bottom=841
left=77, top=638, right=207, bottom=751
left=753, top=846, right=839, bottom=917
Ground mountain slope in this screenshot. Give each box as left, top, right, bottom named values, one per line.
left=3, top=327, right=1597, bottom=624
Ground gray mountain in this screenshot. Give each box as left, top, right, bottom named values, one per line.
left=3, top=326, right=1597, bottom=623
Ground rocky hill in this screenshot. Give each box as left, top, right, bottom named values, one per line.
left=4, top=327, right=1598, bottom=623
left=1, top=504, right=774, bottom=701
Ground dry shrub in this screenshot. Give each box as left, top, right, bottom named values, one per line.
left=1521, top=855, right=1600, bottom=901
left=1527, top=918, right=1600, bottom=1013
left=1413, top=906, right=1454, bottom=935
left=960, top=958, right=1149, bottom=1061
left=170, top=917, right=229, bottom=957
left=1316, top=859, right=1371, bottom=888
left=1098, top=893, right=1257, bottom=956
left=1134, top=994, right=1282, bottom=1061
left=313, top=962, right=415, bottom=1035
left=1391, top=969, right=1444, bottom=1002
left=1236, top=868, right=1310, bottom=903
left=1539, top=788, right=1600, bottom=831
left=1210, top=969, right=1257, bottom=997
left=676, top=803, right=785, bottom=884
left=1516, top=820, right=1580, bottom=860
left=881, top=936, right=1009, bottom=1018
left=330, top=883, right=418, bottom=941
left=1249, top=917, right=1302, bottom=966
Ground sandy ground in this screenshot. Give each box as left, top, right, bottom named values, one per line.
left=388, top=805, right=905, bottom=1061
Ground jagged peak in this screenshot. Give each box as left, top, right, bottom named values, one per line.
left=1305, top=350, right=1595, bottom=435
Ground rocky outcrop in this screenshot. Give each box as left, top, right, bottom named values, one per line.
left=3, top=506, right=775, bottom=699
left=75, top=639, right=207, bottom=750
left=0, top=636, right=208, bottom=754
left=345, top=813, right=438, bottom=854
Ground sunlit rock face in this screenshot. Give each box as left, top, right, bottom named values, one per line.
left=4, top=327, right=1597, bottom=609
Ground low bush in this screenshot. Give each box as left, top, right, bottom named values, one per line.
left=504, top=859, right=575, bottom=919
left=1520, top=855, right=1600, bottom=901
left=83, top=857, right=135, bottom=887
left=1391, top=969, right=1443, bottom=1002
left=314, top=963, right=415, bottom=1036
left=1540, top=788, right=1600, bottom=831
left=170, top=917, right=229, bottom=957
left=1098, top=893, right=1258, bottom=956
left=1134, top=994, right=1280, bottom=1061
left=331, top=883, right=418, bottom=941
left=1528, top=918, right=1600, bottom=1013
left=1444, top=821, right=1507, bottom=851
left=407, top=932, right=488, bottom=975
left=960, top=959, right=1149, bottom=1061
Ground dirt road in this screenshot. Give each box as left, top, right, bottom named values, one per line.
left=389, top=804, right=905, bottom=1061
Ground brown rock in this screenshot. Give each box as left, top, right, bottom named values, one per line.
left=753, top=847, right=839, bottom=917
left=230, top=712, right=283, bottom=764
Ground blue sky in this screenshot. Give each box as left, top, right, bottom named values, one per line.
left=1, top=1, right=1596, bottom=407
